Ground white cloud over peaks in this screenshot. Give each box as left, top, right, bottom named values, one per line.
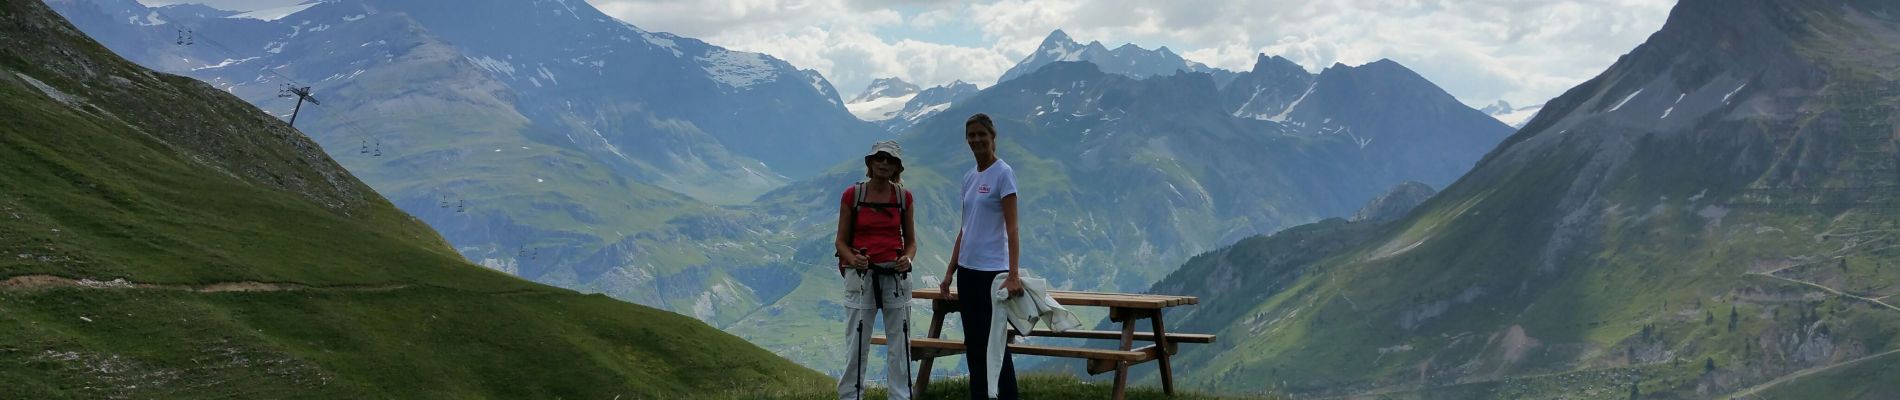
left=590, top=0, right=1013, bottom=97
left=138, top=0, right=308, bottom=11
left=588, top=0, right=1673, bottom=108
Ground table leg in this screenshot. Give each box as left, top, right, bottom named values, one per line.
left=1152, top=310, right=1174, bottom=395
left=1113, top=308, right=1135, bottom=400
left=913, top=300, right=949, bottom=398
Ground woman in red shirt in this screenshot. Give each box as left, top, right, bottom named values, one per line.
left=835, top=140, right=917, bottom=400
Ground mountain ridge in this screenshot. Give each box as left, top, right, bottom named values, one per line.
left=1143, top=0, right=1900, bottom=397
left=998, top=29, right=1236, bottom=86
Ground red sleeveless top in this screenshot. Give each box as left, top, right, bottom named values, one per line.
left=841, top=185, right=913, bottom=263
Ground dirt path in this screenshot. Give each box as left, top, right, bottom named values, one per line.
left=1726, top=348, right=1900, bottom=399
left=0, top=275, right=410, bottom=293
left=1743, top=272, right=1900, bottom=312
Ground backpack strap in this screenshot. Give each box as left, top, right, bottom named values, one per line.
left=853, top=181, right=868, bottom=215
left=840, top=182, right=867, bottom=261
left=893, top=182, right=907, bottom=239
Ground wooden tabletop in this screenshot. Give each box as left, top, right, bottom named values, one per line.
left=912, top=288, right=1197, bottom=309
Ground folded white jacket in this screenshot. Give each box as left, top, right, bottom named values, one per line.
left=983, top=275, right=1080, bottom=397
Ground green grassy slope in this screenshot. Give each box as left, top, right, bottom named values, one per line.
left=0, top=0, right=825, bottom=397
left=750, top=374, right=1286, bottom=400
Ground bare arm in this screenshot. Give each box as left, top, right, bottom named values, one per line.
left=835, top=191, right=865, bottom=271
left=835, top=192, right=853, bottom=256
left=941, top=231, right=963, bottom=294
left=1003, top=193, right=1020, bottom=281
left=899, top=192, right=918, bottom=270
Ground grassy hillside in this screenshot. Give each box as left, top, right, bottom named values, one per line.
left=751, top=374, right=1286, bottom=400
left=0, top=0, right=825, bottom=397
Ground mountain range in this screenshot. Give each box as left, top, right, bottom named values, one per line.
left=846, top=76, right=983, bottom=136
left=1140, top=0, right=1900, bottom=397
left=726, top=27, right=1515, bottom=368
left=50, top=1, right=1517, bottom=376
left=998, top=29, right=1236, bottom=87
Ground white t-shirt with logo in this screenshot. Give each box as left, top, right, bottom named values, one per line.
left=957, top=159, right=1018, bottom=272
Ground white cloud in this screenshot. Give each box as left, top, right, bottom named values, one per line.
left=137, top=0, right=308, bottom=12
left=589, top=0, right=1011, bottom=96
left=909, top=8, right=959, bottom=28
left=592, top=0, right=1674, bottom=107
left=947, top=0, right=1674, bottom=107
left=143, top=0, right=1672, bottom=106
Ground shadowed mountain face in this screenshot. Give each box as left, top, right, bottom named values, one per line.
left=1219, top=56, right=1517, bottom=191
left=0, top=0, right=826, bottom=397
left=1352, top=181, right=1437, bottom=224
left=1145, top=0, right=1900, bottom=397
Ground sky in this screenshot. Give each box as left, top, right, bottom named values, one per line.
left=143, top=0, right=1676, bottom=109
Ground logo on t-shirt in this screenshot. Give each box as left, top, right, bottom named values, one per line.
left=978, top=183, right=991, bottom=194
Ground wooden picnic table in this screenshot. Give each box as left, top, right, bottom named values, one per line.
left=874, top=287, right=1213, bottom=400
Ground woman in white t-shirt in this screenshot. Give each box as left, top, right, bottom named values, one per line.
left=937, top=113, right=1023, bottom=400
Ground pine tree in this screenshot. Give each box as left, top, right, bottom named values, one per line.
left=1728, top=305, right=1739, bottom=332
left=1704, top=357, right=1716, bottom=373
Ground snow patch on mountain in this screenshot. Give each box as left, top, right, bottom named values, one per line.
left=847, top=93, right=916, bottom=121
left=640, top=32, right=683, bottom=57
left=545, top=0, right=583, bottom=20
left=467, top=56, right=518, bottom=79
left=194, top=57, right=259, bottom=71
left=132, top=11, right=165, bottom=26
left=800, top=70, right=840, bottom=107
left=1722, top=83, right=1748, bottom=103
left=1480, top=100, right=1543, bottom=128
left=1259, top=83, right=1316, bottom=122
left=697, top=49, right=778, bottom=89
left=1661, top=93, right=1685, bottom=119
left=1608, top=88, right=1644, bottom=112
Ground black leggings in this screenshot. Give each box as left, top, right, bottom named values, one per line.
left=957, top=266, right=1018, bottom=400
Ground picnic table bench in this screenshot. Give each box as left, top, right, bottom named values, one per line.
left=871, top=287, right=1214, bottom=400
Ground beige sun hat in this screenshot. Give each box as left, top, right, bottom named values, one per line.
left=865, top=140, right=902, bottom=161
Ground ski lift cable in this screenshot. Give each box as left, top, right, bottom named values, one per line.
left=145, top=7, right=404, bottom=150
left=144, top=7, right=309, bottom=89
